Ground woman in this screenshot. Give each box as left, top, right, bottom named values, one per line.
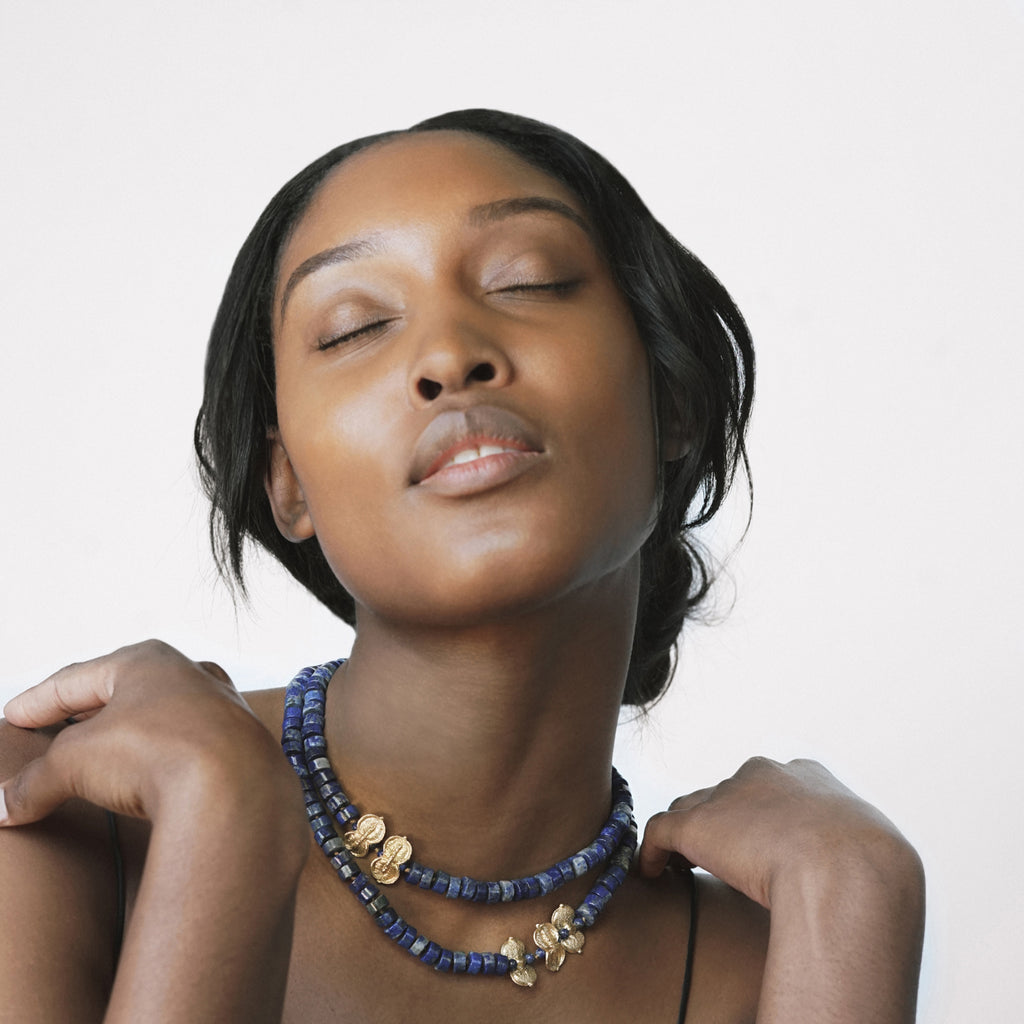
left=0, top=110, right=924, bottom=1022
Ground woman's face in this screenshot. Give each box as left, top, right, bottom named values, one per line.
left=269, top=131, right=659, bottom=627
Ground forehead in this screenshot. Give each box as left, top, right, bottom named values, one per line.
left=278, top=131, right=583, bottom=277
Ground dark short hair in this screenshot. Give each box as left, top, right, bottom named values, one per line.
left=194, top=109, right=754, bottom=707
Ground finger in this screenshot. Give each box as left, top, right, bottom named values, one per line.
left=638, top=782, right=712, bottom=872
left=638, top=786, right=718, bottom=877
left=637, top=806, right=702, bottom=879
left=0, top=744, right=78, bottom=826
left=668, top=786, right=715, bottom=813
left=198, top=661, right=233, bottom=686
left=638, top=812, right=677, bottom=877
left=3, top=659, right=115, bottom=729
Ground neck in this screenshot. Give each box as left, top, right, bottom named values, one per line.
left=321, top=560, right=640, bottom=880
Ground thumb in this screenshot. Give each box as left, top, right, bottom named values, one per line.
left=0, top=755, right=71, bottom=827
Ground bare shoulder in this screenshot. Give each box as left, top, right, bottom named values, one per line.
left=686, top=872, right=769, bottom=1024
left=243, top=686, right=288, bottom=735
left=0, top=720, right=120, bottom=1019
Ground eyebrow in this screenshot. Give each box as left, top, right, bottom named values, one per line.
left=279, top=237, right=382, bottom=320
left=467, top=195, right=592, bottom=236
left=278, top=195, right=592, bottom=320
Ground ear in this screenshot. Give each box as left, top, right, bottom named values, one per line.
left=265, top=430, right=316, bottom=542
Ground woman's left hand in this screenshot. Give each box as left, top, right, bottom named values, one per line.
left=639, top=756, right=918, bottom=908
left=640, top=757, right=925, bottom=1023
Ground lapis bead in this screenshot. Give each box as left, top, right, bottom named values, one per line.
left=322, top=836, right=346, bottom=856
left=419, top=941, right=442, bottom=966
left=325, top=793, right=347, bottom=815
left=355, top=883, right=376, bottom=905
left=409, top=935, right=429, bottom=957
left=431, top=871, right=450, bottom=895
left=331, top=856, right=358, bottom=881
left=397, top=928, right=418, bottom=950
left=467, top=952, right=484, bottom=975
left=453, top=951, right=468, bottom=973
left=434, top=948, right=454, bottom=972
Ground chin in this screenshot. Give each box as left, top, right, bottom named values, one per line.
left=355, top=541, right=642, bottom=631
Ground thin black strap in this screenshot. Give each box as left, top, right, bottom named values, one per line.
left=105, top=810, right=126, bottom=963
left=677, top=869, right=698, bottom=1024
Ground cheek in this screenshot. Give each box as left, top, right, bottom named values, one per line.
left=276, top=365, right=401, bottom=555
left=543, top=320, right=658, bottom=517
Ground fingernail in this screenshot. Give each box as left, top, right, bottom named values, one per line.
left=0, top=787, right=8, bottom=825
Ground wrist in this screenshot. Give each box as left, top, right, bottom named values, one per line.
left=760, top=832, right=925, bottom=1024
left=770, top=823, right=924, bottom=907
left=152, top=743, right=310, bottom=882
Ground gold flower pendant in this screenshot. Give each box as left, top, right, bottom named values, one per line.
left=501, top=904, right=586, bottom=987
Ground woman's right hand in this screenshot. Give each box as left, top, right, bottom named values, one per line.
left=0, top=639, right=299, bottom=830
left=0, top=640, right=308, bottom=1023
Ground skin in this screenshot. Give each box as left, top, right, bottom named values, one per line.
left=0, top=133, right=924, bottom=1023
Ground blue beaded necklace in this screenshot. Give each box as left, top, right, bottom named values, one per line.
left=282, top=659, right=638, bottom=988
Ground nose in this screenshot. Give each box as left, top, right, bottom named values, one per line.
left=408, top=302, right=513, bottom=404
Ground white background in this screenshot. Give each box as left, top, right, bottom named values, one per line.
left=2, top=2, right=1021, bottom=1020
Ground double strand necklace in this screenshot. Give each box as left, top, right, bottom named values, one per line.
left=282, top=659, right=638, bottom=988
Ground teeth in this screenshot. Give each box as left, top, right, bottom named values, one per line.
left=443, top=445, right=516, bottom=470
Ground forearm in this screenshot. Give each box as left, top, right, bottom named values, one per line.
left=105, top=773, right=308, bottom=1024
left=757, top=839, right=925, bottom=1024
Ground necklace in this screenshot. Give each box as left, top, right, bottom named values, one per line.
left=286, top=659, right=634, bottom=897
left=282, top=659, right=638, bottom=988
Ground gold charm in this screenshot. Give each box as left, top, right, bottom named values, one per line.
left=370, top=834, right=413, bottom=885
left=500, top=937, right=537, bottom=988
left=533, top=904, right=585, bottom=973
left=343, top=813, right=387, bottom=857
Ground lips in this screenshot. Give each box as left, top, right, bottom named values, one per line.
left=409, top=406, right=545, bottom=488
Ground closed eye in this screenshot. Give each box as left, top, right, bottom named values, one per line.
left=498, top=280, right=581, bottom=297
left=317, top=318, right=397, bottom=351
